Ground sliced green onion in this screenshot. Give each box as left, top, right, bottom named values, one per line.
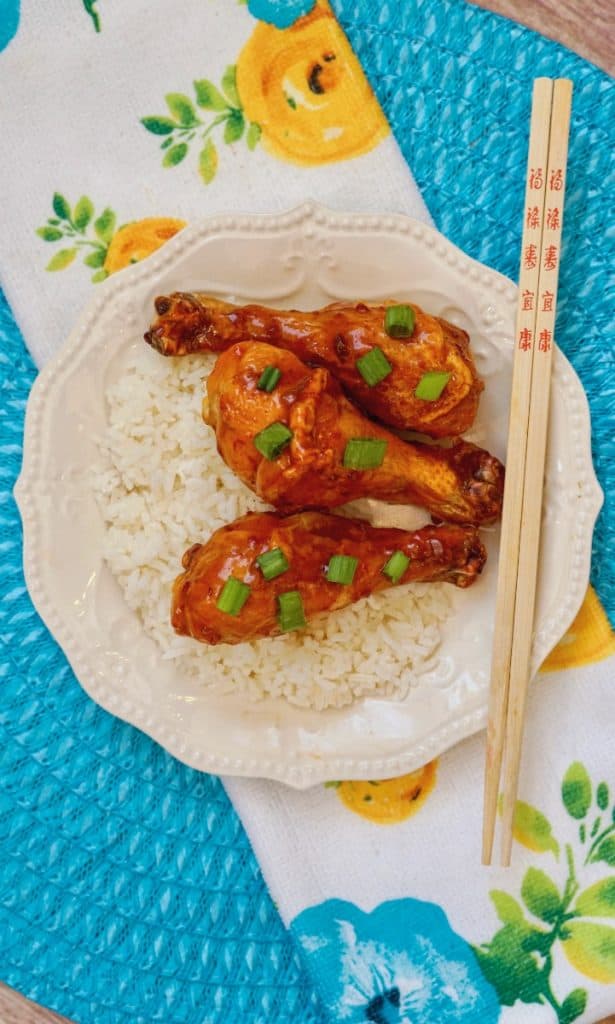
left=343, top=438, right=387, bottom=470
left=414, top=371, right=451, bottom=401
left=326, top=554, right=359, bottom=585
left=216, top=577, right=251, bottom=615
left=256, top=547, right=289, bottom=581
left=278, top=590, right=306, bottom=632
left=257, top=365, right=282, bottom=393
left=254, top=421, right=293, bottom=460
left=382, top=550, right=410, bottom=583
left=356, top=347, right=392, bottom=387
left=384, top=305, right=415, bottom=338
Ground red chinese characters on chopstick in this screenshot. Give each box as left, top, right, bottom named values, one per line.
left=535, top=166, right=567, bottom=358
left=523, top=243, right=538, bottom=270
left=516, top=153, right=549, bottom=352
left=538, top=328, right=552, bottom=352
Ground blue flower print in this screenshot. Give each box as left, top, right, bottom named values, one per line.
left=292, top=898, right=501, bottom=1023
left=248, top=0, right=316, bottom=30
left=0, top=0, right=20, bottom=52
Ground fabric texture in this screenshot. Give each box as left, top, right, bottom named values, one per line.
left=0, top=0, right=613, bottom=1022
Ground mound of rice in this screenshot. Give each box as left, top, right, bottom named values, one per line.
left=92, top=348, right=452, bottom=710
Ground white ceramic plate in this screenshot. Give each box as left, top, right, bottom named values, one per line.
left=15, top=203, right=602, bottom=787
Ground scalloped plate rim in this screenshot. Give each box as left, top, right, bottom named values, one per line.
left=14, top=202, right=604, bottom=788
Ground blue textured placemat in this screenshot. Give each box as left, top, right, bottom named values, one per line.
left=0, top=1, right=613, bottom=1022
left=0, top=296, right=323, bottom=1022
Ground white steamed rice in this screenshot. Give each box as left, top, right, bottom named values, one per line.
left=92, top=347, right=452, bottom=710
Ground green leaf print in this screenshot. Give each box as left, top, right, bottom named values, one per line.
left=597, top=782, right=609, bottom=810
left=521, top=867, right=562, bottom=924
left=562, top=921, right=615, bottom=982
left=477, top=763, right=615, bottom=1020
left=94, top=208, right=116, bottom=244
left=559, top=988, right=587, bottom=1024
left=246, top=122, right=262, bottom=151
left=506, top=798, right=560, bottom=857
left=221, top=64, right=241, bottom=108
left=38, top=194, right=111, bottom=278
left=52, top=192, right=72, bottom=222
left=562, top=762, right=592, bottom=819
left=199, top=139, right=218, bottom=184
left=90, top=269, right=108, bottom=284
left=36, top=227, right=63, bottom=242
left=489, top=890, right=526, bottom=926
left=224, top=109, right=245, bottom=144
left=194, top=79, right=228, bottom=111
left=141, top=116, right=177, bottom=135
left=575, top=878, right=615, bottom=918
left=73, top=196, right=95, bottom=232
left=593, top=835, right=615, bottom=866
left=165, top=93, right=199, bottom=127
left=142, top=71, right=256, bottom=184
left=82, top=0, right=101, bottom=32
left=163, top=143, right=189, bottom=168
left=46, top=248, right=77, bottom=271
left=474, top=924, right=545, bottom=1005
left=84, top=250, right=106, bottom=269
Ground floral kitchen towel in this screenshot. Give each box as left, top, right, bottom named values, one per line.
left=226, top=600, right=615, bottom=1024
left=0, top=0, right=427, bottom=367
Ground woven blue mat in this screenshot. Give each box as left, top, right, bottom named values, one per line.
left=0, top=1, right=613, bottom=1022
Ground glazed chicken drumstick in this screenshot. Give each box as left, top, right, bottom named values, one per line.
left=205, top=342, right=504, bottom=525
left=172, top=511, right=487, bottom=645
left=145, top=294, right=483, bottom=438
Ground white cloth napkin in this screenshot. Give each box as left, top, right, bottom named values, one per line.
left=0, top=0, right=428, bottom=368
left=226, top=659, right=615, bottom=1023
left=2, top=3, right=613, bottom=1023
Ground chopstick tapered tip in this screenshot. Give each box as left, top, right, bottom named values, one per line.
left=500, top=835, right=513, bottom=867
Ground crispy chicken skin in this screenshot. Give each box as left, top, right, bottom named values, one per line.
left=205, top=342, right=504, bottom=525
left=172, top=511, right=487, bottom=645
left=145, top=294, right=484, bottom=438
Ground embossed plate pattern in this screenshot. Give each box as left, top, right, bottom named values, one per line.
left=15, top=204, right=603, bottom=787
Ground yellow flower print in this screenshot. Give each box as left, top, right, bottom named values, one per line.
left=104, top=218, right=187, bottom=274
left=328, top=761, right=437, bottom=824
left=236, top=1, right=389, bottom=165
left=541, top=585, right=615, bottom=673
left=36, top=193, right=185, bottom=282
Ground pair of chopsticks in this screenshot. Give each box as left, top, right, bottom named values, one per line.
left=482, top=78, right=573, bottom=867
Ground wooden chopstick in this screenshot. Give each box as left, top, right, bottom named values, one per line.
left=481, top=78, right=554, bottom=866
left=499, top=78, right=573, bottom=866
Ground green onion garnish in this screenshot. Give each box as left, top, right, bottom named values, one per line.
left=256, top=547, right=289, bottom=581
left=414, top=371, right=451, bottom=401
left=257, top=366, right=282, bottom=393
left=343, top=438, right=387, bottom=470
left=216, top=577, right=251, bottom=615
left=382, top=551, right=410, bottom=583
left=278, top=590, right=306, bottom=632
left=254, top=422, right=293, bottom=460
left=356, top=347, right=393, bottom=387
left=384, top=305, right=415, bottom=338
left=326, top=554, right=359, bottom=585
